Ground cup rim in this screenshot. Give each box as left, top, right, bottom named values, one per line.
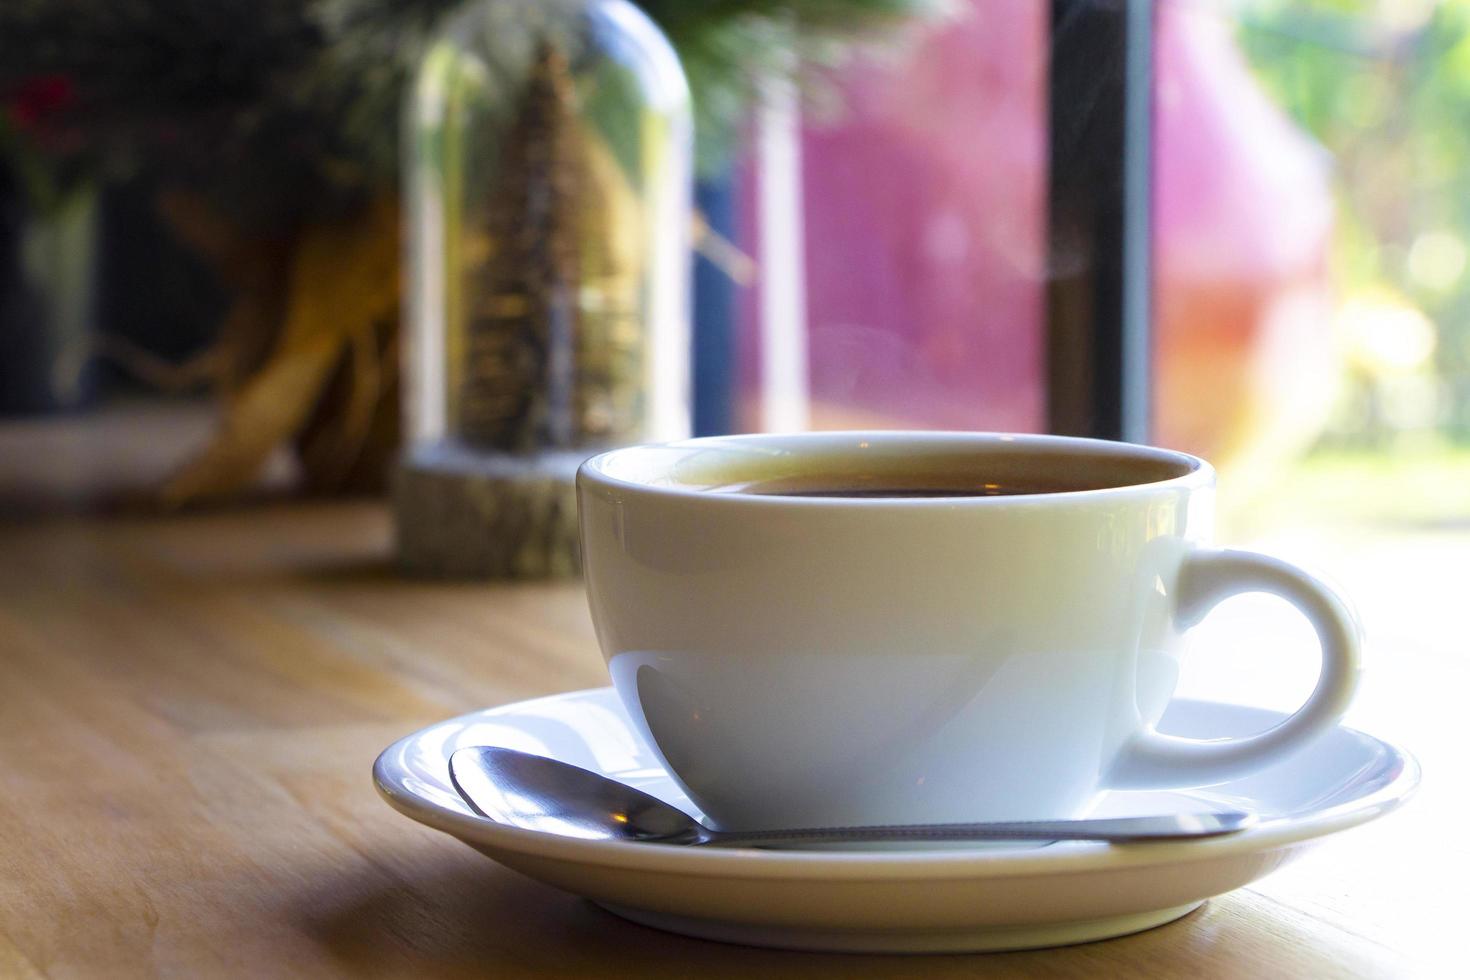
left=577, top=431, right=1212, bottom=506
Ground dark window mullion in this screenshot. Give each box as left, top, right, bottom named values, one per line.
left=1046, top=0, right=1153, bottom=444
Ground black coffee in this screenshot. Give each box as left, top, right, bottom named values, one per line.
left=675, top=440, right=1196, bottom=498
left=719, top=476, right=1089, bottom=498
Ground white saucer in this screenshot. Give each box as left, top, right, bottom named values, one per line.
left=373, top=688, right=1417, bottom=953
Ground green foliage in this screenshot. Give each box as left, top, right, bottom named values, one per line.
left=1237, top=0, right=1470, bottom=439
left=0, top=0, right=459, bottom=225
left=0, top=0, right=944, bottom=221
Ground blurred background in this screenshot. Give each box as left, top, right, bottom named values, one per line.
left=3, top=0, right=1465, bottom=537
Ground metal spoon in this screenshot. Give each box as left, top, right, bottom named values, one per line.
left=448, top=746, right=1256, bottom=848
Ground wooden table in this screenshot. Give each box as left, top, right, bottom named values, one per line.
left=0, top=416, right=1457, bottom=977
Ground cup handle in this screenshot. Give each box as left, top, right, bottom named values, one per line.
left=1109, top=547, right=1362, bottom=789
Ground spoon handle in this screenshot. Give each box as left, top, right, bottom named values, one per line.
left=704, top=811, right=1256, bottom=847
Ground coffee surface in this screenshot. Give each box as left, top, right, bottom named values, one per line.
left=715, top=475, right=1096, bottom=498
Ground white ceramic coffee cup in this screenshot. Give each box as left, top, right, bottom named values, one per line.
left=577, top=432, right=1360, bottom=830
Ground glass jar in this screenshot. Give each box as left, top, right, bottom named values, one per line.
left=398, top=0, right=691, bottom=578
left=405, top=0, right=691, bottom=451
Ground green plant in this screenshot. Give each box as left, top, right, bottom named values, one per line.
left=0, top=0, right=945, bottom=216
left=1238, top=0, right=1470, bottom=441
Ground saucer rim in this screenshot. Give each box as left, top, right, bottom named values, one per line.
left=374, top=687, right=1419, bottom=882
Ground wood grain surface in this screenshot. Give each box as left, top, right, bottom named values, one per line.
left=0, top=411, right=1453, bottom=978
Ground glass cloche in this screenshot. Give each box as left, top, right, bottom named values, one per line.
left=397, top=0, right=692, bottom=578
